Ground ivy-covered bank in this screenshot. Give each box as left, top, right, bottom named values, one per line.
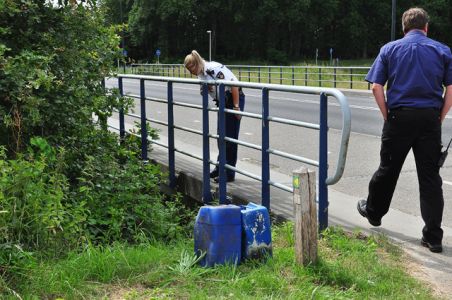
left=0, top=1, right=194, bottom=295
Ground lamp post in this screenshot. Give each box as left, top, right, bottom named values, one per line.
left=206, top=30, right=212, bottom=61
left=120, top=0, right=126, bottom=72
left=391, top=0, right=396, bottom=41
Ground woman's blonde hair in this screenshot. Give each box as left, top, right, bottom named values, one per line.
left=184, top=50, right=205, bottom=75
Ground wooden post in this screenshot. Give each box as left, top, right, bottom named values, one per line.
left=293, top=167, right=318, bottom=265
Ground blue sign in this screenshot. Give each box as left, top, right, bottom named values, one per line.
left=329, top=48, right=333, bottom=55
left=156, top=49, right=161, bottom=56
left=122, top=49, right=128, bottom=57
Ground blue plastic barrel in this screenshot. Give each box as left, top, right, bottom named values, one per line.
left=240, top=203, right=272, bottom=260
left=194, top=205, right=242, bottom=267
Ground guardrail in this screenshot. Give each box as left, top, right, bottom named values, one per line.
left=129, top=63, right=371, bottom=90
left=109, top=75, right=351, bottom=230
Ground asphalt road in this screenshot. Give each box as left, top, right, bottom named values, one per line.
left=106, top=78, right=452, bottom=227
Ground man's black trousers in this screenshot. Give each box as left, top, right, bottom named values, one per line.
left=366, top=108, right=444, bottom=244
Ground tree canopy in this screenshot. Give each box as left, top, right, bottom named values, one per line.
left=101, top=0, right=452, bottom=64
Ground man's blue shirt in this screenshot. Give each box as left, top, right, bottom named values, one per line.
left=365, top=30, right=452, bottom=109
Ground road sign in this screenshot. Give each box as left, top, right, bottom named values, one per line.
left=123, top=49, right=128, bottom=57
left=156, top=49, right=161, bottom=57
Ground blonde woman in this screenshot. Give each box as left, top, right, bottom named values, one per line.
left=184, top=50, right=245, bottom=182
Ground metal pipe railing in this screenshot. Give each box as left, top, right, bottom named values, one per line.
left=114, top=74, right=351, bottom=230
left=128, top=63, right=371, bottom=90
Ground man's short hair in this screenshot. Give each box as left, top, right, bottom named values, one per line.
left=402, top=7, right=429, bottom=34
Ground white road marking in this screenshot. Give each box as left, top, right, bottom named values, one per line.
left=244, top=132, right=253, bottom=136
left=443, top=180, right=452, bottom=186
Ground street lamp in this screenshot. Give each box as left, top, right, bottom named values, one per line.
left=120, top=0, right=126, bottom=72
left=391, top=0, right=396, bottom=41
left=206, top=30, right=212, bottom=61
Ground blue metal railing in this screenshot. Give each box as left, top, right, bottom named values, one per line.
left=111, top=75, right=351, bottom=230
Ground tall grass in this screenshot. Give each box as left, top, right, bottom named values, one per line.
left=4, top=225, right=436, bottom=299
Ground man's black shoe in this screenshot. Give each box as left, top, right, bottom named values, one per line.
left=357, top=199, right=381, bottom=227
left=209, top=168, right=219, bottom=178
left=421, top=237, right=443, bottom=253
left=213, top=175, right=235, bottom=183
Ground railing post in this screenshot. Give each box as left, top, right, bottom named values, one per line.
left=319, top=93, right=328, bottom=231
left=140, top=79, right=148, bottom=161
left=239, top=68, right=242, bottom=81
left=262, top=88, right=270, bottom=209
left=305, top=67, right=308, bottom=86
left=350, top=68, right=353, bottom=89
left=280, top=67, right=283, bottom=85
left=202, top=83, right=211, bottom=203
left=248, top=66, right=251, bottom=82
left=118, top=77, right=125, bottom=142
left=268, top=67, right=271, bottom=83
left=218, top=84, right=227, bottom=204
left=167, top=82, right=176, bottom=188
left=334, top=68, right=337, bottom=88
left=258, top=67, right=261, bottom=83
left=318, top=67, right=321, bottom=87
left=292, top=66, right=295, bottom=85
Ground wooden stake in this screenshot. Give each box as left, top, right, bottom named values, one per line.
left=293, top=167, right=318, bottom=265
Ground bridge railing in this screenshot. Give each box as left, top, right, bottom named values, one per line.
left=129, top=63, right=371, bottom=90
left=109, top=74, right=351, bottom=230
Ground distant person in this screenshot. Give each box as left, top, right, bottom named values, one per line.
left=184, top=50, right=245, bottom=182
left=358, top=7, right=452, bottom=253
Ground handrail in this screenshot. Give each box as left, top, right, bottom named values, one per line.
left=118, top=74, right=351, bottom=185
left=114, top=74, right=351, bottom=230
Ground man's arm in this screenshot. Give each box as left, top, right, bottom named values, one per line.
left=231, top=86, right=241, bottom=120
left=441, top=85, right=452, bottom=122
left=372, top=83, right=388, bottom=121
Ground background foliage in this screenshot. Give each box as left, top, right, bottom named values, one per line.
left=101, top=0, right=452, bottom=64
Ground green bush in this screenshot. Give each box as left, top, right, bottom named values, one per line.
left=0, top=140, right=77, bottom=252
left=0, top=2, right=196, bottom=290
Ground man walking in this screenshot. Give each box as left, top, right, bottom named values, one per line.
left=358, top=7, right=452, bottom=253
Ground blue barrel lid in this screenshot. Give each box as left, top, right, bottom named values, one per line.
left=241, top=202, right=266, bottom=212
left=196, top=205, right=242, bottom=225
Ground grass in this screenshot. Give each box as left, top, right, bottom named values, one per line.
left=1, top=225, right=436, bottom=299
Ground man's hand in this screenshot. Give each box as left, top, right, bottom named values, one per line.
left=372, top=83, right=388, bottom=121
left=233, top=106, right=241, bottom=120
left=441, top=85, right=452, bottom=122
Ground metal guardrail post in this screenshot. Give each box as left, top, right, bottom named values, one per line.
left=334, top=68, right=337, bottom=88
left=118, top=77, right=125, bottom=142
left=292, top=66, right=295, bottom=85
left=268, top=67, right=271, bottom=83
left=140, top=79, right=148, bottom=161
left=305, top=67, right=308, bottom=86
left=218, top=84, right=227, bottom=204
left=167, top=82, right=176, bottom=188
left=350, top=69, right=353, bottom=89
left=202, top=84, right=211, bottom=203
left=248, top=66, right=251, bottom=82
left=319, top=67, right=321, bottom=87
left=262, top=88, right=270, bottom=209
left=280, top=67, right=283, bottom=85
left=258, top=67, right=261, bottom=83
left=319, top=93, right=328, bottom=231
left=239, top=68, right=241, bottom=81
